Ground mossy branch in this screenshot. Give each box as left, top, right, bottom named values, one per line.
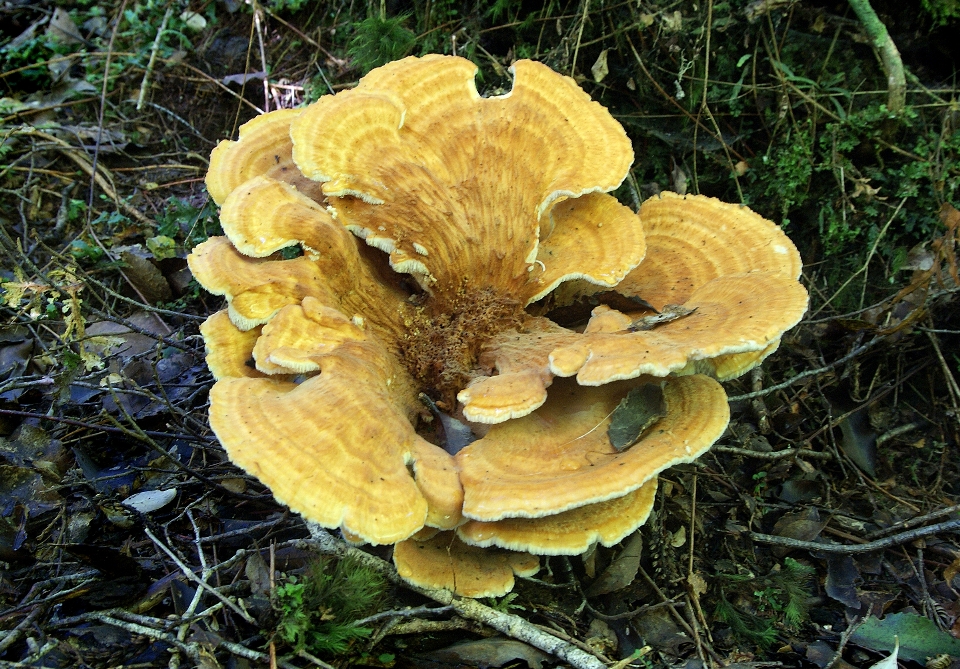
left=303, top=524, right=606, bottom=669
left=847, top=0, right=906, bottom=114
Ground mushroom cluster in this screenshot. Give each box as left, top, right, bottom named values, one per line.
left=188, top=55, right=808, bottom=597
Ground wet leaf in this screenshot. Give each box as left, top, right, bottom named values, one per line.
left=825, top=554, right=862, bottom=609
left=837, top=408, right=877, bottom=477
left=145, top=235, right=177, bottom=261
left=122, top=489, right=177, bottom=514
left=120, top=251, right=172, bottom=304
left=628, top=304, right=696, bottom=331
left=423, top=638, right=550, bottom=669
left=867, top=637, right=899, bottom=669
left=591, top=49, right=610, bottom=83
left=608, top=384, right=666, bottom=451
left=586, top=531, right=642, bottom=596
left=851, top=613, right=960, bottom=663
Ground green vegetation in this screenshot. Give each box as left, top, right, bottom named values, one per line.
left=714, top=558, right=816, bottom=649
left=274, top=555, right=387, bottom=656
left=347, top=14, right=417, bottom=75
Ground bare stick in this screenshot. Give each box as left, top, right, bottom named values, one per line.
left=727, top=335, right=884, bottom=402
left=750, top=518, right=960, bottom=554
left=137, top=5, right=173, bottom=110
left=713, top=446, right=833, bottom=461
left=145, top=527, right=256, bottom=623
left=304, top=525, right=605, bottom=669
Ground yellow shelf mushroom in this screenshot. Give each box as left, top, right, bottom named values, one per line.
left=188, top=55, right=808, bottom=596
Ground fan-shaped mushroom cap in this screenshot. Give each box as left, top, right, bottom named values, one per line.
left=188, top=236, right=338, bottom=330
left=619, top=192, right=803, bottom=309
left=218, top=175, right=339, bottom=258
left=199, top=310, right=264, bottom=380
left=461, top=269, right=807, bottom=422
left=457, top=478, right=658, bottom=555
left=528, top=192, right=646, bottom=304
left=549, top=272, right=808, bottom=384
left=457, top=374, right=728, bottom=521
left=206, top=108, right=322, bottom=205
left=209, top=332, right=462, bottom=544
left=188, top=235, right=410, bottom=340
left=393, top=531, right=539, bottom=597
left=289, top=55, right=637, bottom=296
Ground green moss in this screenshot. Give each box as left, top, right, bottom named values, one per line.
left=275, top=555, right=387, bottom=656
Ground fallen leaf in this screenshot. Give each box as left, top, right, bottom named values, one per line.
left=628, top=304, right=696, bottom=331
left=122, top=489, right=177, bottom=514
left=851, top=613, right=960, bottom=663
left=866, top=637, right=899, bottom=669
left=825, top=554, right=862, bottom=609
left=180, top=10, right=207, bottom=31
left=586, top=531, right=643, bottom=596
left=422, top=638, right=550, bottom=669
left=120, top=251, right=172, bottom=304
left=591, top=49, right=610, bottom=83
left=608, top=383, right=666, bottom=451
left=46, top=8, right=83, bottom=44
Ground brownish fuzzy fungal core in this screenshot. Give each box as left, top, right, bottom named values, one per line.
left=399, top=284, right=525, bottom=407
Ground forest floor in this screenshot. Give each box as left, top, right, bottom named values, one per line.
left=1, top=1, right=959, bottom=668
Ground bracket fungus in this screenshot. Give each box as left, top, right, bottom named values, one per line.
left=189, top=55, right=808, bottom=597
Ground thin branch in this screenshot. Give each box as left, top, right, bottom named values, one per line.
left=304, top=525, right=606, bottom=669
left=750, top=518, right=960, bottom=554
left=727, top=335, right=884, bottom=402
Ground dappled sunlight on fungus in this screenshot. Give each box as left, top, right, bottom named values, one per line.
left=188, top=54, right=808, bottom=596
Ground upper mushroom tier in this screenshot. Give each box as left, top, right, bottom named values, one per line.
left=189, top=55, right=808, bottom=593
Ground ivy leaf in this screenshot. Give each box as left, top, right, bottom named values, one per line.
left=608, top=384, right=666, bottom=452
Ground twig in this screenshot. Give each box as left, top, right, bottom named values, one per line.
left=137, top=5, right=173, bottom=110
left=865, top=503, right=960, bottom=540
left=875, top=421, right=924, bottom=447
left=0, top=605, right=46, bottom=654
left=925, top=329, right=960, bottom=412
left=727, top=335, right=884, bottom=402
left=297, top=650, right=336, bottom=669
left=144, top=526, right=256, bottom=623
left=88, top=0, right=128, bottom=220
left=750, top=518, right=960, bottom=554
left=824, top=617, right=865, bottom=669
left=353, top=605, right=454, bottom=627
left=303, top=525, right=605, bottom=669
left=713, top=446, right=833, bottom=460
left=570, top=0, right=590, bottom=77
left=583, top=598, right=681, bottom=622
left=253, top=2, right=271, bottom=113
